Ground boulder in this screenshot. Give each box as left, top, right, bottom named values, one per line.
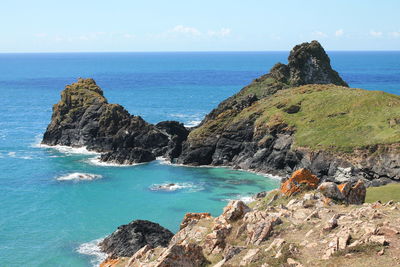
left=100, top=220, right=174, bottom=258
left=240, top=248, right=260, bottom=266
left=343, top=180, right=366, bottom=205
left=318, top=180, right=366, bottom=204
left=180, top=212, right=212, bottom=230
left=318, top=182, right=345, bottom=200
left=281, top=169, right=320, bottom=196
left=222, top=200, right=251, bottom=222
left=156, top=243, right=209, bottom=267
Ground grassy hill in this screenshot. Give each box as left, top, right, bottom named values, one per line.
left=190, top=84, right=400, bottom=152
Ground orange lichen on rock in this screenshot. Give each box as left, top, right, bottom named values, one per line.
left=100, top=258, right=120, bottom=267
left=280, top=168, right=320, bottom=196
left=180, top=212, right=212, bottom=229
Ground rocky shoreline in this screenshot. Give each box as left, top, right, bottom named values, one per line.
left=98, top=169, right=400, bottom=267
left=41, top=41, right=400, bottom=186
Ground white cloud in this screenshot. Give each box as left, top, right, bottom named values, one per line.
left=370, top=30, right=383, bottom=37
left=312, top=31, right=328, bottom=38
left=389, top=31, right=400, bottom=38
left=207, top=28, right=232, bottom=37
left=169, top=25, right=201, bottom=36
left=152, top=25, right=232, bottom=40
left=335, top=29, right=344, bottom=37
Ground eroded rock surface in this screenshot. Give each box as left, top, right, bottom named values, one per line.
left=42, top=78, right=189, bottom=164
left=100, top=220, right=174, bottom=259
left=100, top=170, right=400, bottom=267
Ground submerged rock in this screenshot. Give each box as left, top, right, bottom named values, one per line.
left=100, top=220, right=174, bottom=258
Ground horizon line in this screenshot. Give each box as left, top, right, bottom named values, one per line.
left=1, top=49, right=400, bottom=54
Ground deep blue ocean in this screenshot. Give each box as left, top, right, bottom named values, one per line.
left=0, top=51, right=399, bottom=267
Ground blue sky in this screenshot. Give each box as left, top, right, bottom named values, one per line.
left=1, top=0, right=399, bottom=52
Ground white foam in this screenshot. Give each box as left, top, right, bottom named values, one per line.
left=36, top=144, right=100, bottom=155
left=223, top=195, right=255, bottom=204
left=77, top=238, right=107, bottom=267
left=7, top=151, right=33, bottom=160
left=87, top=156, right=143, bottom=167
left=156, top=157, right=172, bottom=165
left=56, top=173, right=102, bottom=181
left=149, top=182, right=204, bottom=192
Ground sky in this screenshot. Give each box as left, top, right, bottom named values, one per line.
left=1, top=0, right=399, bottom=52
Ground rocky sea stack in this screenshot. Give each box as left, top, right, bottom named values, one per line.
left=42, top=41, right=400, bottom=184
left=42, top=78, right=189, bottom=164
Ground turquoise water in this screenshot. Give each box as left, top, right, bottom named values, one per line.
left=0, top=51, right=399, bottom=266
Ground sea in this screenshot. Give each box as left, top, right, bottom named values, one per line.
left=0, top=51, right=399, bottom=267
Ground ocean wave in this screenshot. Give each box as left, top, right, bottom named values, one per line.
left=149, top=182, right=204, bottom=192
left=35, top=144, right=100, bottom=155
left=223, top=195, right=255, bottom=204
left=77, top=238, right=107, bottom=267
left=7, top=151, right=34, bottom=160
left=56, top=173, right=102, bottom=181
left=87, top=156, right=144, bottom=167
left=156, top=157, right=172, bottom=165
left=169, top=113, right=203, bottom=128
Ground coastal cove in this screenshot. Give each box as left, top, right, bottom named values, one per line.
left=0, top=51, right=400, bottom=267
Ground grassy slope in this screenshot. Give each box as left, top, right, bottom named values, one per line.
left=366, top=183, right=400, bottom=203
left=191, top=83, right=400, bottom=152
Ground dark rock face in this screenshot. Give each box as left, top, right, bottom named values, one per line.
left=270, top=40, right=349, bottom=87
left=174, top=41, right=399, bottom=184
left=42, top=78, right=189, bottom=164
left=100, top=220, right=174, bottom=258
left=42, top=42, right=399, bottom=184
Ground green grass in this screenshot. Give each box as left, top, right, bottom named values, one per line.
left=191, top=83, right=400, bottom=152
left=365, top=183, right=400, bottom=203
left=254, top=85, right=400, bottom=152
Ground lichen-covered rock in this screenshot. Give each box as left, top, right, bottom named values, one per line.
left=318, top=182, right=345, bottom=200
left=344, top=180, right=366, bottom=205
left=42, top=78, right=189, bottom=165
left=155, top=243, right=209, bottom=267
left=222, top=200, right=251, bottom=222
left=318, top=180, right=366, bottom=204
left=100, top=220, right=174, bottom=258
left=239, top=248, right=260, bottom=266
left=281, top=168, right=320, bottom=196
left=280, top=40, right=349, bottom=87
left=180, top=212, right=211, bottom=229
left=124, top=243, right=209, bottom=267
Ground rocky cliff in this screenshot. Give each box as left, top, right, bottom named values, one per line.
left=99, top=171, right=400, bottom=267
left=175, top=41, right=400, bottom=184
left=42, top=41, right=400, bottom=184
left=42, top=78, right=189, bottom=164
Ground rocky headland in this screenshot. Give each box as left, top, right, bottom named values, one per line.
left=98, top=170, right=400, bottom=267
left=42, top=40, right=400, bottom=185
left=40, top=41, right=400, bottom=266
